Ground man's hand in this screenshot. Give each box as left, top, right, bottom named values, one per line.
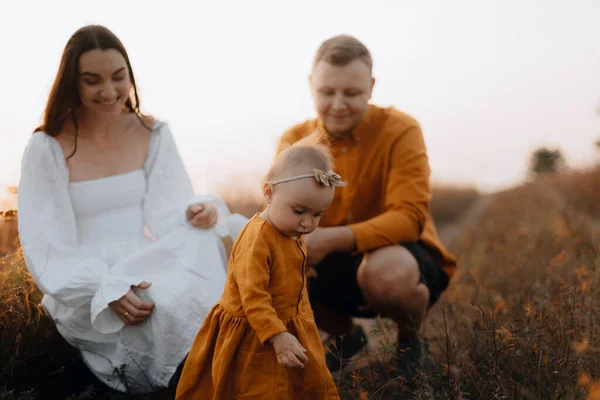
left=304, top=226, right=357, bottom=267
left=303, top=228, right=332, bottom=267
left=186, top=203, right=218, bottom=229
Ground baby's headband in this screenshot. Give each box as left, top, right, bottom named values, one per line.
left=270, top=169, right=345, bottom=188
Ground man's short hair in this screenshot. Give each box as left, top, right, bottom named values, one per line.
left=313, top=34, right=373, bottom=72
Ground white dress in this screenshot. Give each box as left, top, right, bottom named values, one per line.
left=17, top=121, right=248, bottom=393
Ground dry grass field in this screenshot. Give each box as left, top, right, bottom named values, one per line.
left=2, top=174, right=598, bottom=399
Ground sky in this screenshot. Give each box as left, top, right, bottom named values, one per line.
left=1, top=0, right=599, bottom=208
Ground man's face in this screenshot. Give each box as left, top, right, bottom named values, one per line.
left=310, top=59, right=375, bottom=137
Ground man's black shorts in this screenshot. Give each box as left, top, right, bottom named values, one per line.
left=307, top=241, right=450, bottom=318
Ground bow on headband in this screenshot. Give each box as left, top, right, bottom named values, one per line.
left=270, top=169, right=346, bottom=187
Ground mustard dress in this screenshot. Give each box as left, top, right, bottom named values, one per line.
left=176, top=215, right=339, bottom=399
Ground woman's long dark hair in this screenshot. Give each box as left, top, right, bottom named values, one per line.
left=35, top=25, right=149, bottom=159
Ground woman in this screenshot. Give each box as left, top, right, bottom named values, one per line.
left=17, top=25, right=247, bottom=393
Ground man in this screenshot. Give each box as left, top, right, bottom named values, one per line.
left=276, top=34, right=456, bottom=375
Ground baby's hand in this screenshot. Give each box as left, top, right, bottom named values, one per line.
left=186, top=203, right=218, bottom=229
left=269, top=332, right=308, bottom=369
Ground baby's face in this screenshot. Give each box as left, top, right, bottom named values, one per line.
left=265, top=178, right=334, bottom=239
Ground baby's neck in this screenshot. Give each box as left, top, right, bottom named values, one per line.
left=259, top=210, right=298, bottom=240
left=259, top=210, right=271, bottom=225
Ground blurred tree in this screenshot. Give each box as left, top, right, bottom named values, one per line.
left=529, top=147, right=566, bottom=177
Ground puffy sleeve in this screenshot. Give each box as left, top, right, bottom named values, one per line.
left=142, top=122, right=247, bottom=240
left=233, top=228, right=286, bottom=345
left=17, top=132, right=145, bottom=332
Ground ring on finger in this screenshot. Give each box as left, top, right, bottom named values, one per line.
left=124, top=311, right=129, bottom=317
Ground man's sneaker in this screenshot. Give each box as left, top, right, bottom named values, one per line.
left=324, top=325, right=368, bottom=374
left=394, top=334, right=425, bottom=377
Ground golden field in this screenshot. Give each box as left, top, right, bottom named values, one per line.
left=1, top=172, right=599, bottom=399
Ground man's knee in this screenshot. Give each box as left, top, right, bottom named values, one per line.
left=357, top=245, right=425, bottom=307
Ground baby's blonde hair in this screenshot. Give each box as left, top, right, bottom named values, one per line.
left=264, top=131, right=336, bottom=185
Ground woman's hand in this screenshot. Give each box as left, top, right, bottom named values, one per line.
left=269, top=332, right=308, bottom=369
left=186, top=203, right=218, bottom=229
left=109, top=281, right=155, bottom=326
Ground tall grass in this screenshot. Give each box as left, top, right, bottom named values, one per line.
left=336, top=180, right=600, bottom=399
left=428, top=185, right=480, bottom=226
left=545, top=166, right=600, bottom=220
left=3, top=173, right=599, bottom=399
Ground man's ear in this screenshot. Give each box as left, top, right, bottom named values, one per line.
left=369, top=76, right=376, bottom=99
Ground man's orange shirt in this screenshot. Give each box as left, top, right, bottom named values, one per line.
left=278, top=104, right=456, bottom=278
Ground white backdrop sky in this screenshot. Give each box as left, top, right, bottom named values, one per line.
left=1, top=0, right=599, bottom=207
